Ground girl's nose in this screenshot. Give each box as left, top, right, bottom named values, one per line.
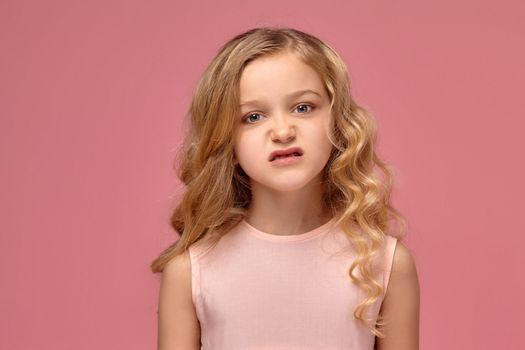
left=270, top=116, right=296, bottom=143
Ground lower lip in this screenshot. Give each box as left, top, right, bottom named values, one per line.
left=270, top=155, right=303, bottom=166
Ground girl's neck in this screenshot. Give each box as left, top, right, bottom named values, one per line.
left=245, top=183, right=331, bottom=237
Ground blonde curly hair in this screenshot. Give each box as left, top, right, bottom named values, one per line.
left=151, top=26, right=407, bottom=338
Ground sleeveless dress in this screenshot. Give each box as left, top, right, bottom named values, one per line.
left=188, top=217, right=398, bottom=349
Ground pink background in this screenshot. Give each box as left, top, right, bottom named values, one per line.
left=1, top=0, right=523, bottom=349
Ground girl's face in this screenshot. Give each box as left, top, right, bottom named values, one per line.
left=233, top=51, right=333, bottom=193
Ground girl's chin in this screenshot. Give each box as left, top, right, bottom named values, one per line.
left=251, top=179, right=320, bottom=193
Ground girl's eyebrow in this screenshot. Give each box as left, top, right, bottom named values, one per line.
left=239, top=89, right=322, bottom=107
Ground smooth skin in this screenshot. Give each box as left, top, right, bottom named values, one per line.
left=375, top=242, right=420, bottom=350
left=157, top=251, right=201, bottom=350
left=156, top=241, right=420, bottom=349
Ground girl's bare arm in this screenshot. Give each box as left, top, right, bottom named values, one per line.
left=157, top=251, right=201, bottom=350
left=376, top=241, right=420, bottom=350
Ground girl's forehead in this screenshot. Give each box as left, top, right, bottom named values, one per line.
left=239, top=54, right=327, bottom=102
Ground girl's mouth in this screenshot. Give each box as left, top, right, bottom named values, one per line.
left=269, top=147, right=304, bottom=161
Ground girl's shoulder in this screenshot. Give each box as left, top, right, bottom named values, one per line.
left=159, top=251, right=202, bottom=348
left=390, top=240, right=418, bottom=284
left=162, top=250, right=192, bottom=283
left=378, top=239, right=420, bottom=348
left=382, top=237, right=419, bottom=301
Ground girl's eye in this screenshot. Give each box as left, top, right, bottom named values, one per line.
left=242, top=104, right=314, bottom=124
left=295, top=104, right=314, bottom=113
left=244, top=113, right=264, bottom=124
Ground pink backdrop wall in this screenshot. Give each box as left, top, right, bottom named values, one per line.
left=1, top=0, right=523, bottom=348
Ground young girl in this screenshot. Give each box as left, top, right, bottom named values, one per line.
left=152, top=27, right=420, bottom=350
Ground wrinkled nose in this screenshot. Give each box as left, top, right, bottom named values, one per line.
left=270, top=116, right=296, bottom=143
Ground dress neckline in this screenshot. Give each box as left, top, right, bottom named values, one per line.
left=240, top=217, right=337, bottom=243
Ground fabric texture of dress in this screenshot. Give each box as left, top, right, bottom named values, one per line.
left=188, top=217, right=398, bottom=350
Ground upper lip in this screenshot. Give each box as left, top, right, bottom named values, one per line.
left=269, top=147, right=304, bottom=161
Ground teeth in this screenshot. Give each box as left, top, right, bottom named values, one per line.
left=274, top=152, right=300, bottom=160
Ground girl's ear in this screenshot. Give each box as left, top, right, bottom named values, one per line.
left=232, top=152, right=239, bottom=166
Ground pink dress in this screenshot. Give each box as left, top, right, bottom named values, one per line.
left=188, top=217, right=398, bottom=349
